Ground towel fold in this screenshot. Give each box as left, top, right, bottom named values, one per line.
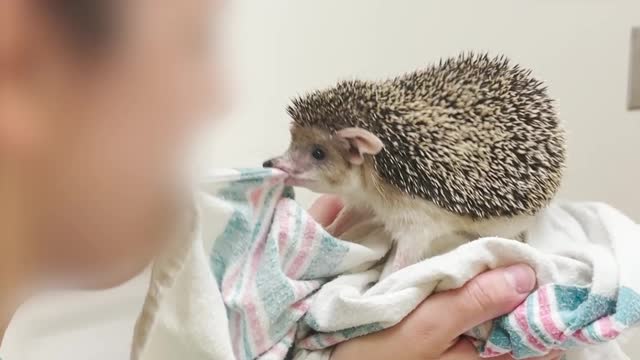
left=131, top=168, right=640, bottom=360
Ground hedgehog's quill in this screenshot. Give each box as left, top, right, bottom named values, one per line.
left=264, top=53, right=566, bottom=276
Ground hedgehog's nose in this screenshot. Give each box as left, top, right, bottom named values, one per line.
left=263, top=159, right=274, bottom=168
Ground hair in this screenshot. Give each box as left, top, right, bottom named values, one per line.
left=43, top=0, right=114, bottom=50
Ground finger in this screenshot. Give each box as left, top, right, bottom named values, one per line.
left=410, top=264, right=536, bottom=347
left=442, top=338, right=564, bottom=360
left=441, top=338, right=528, bottom=360
left=308, top=195, right=343, bottom=227
left=439, top=339, right=483, bottom=360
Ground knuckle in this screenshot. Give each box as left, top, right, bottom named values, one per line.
left=393, top=327, right=432, bottom=359
left=463, top=278, right=497, bottom=313
left=398, top=314, right=445, bottom=357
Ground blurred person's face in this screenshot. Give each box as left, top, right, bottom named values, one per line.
left=21, top=0, right=222, bottom=287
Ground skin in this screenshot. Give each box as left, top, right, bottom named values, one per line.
left=2, top=1, right=562, bottom=359
left=1, top=0, right=221, bottom=334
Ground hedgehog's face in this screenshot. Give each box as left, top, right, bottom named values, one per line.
left=263, top=126, right=384, bottom=195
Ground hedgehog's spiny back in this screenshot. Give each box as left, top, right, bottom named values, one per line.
left=287, top=80, right=376, bottom=131
left=288, top=53, right=566, bottom=219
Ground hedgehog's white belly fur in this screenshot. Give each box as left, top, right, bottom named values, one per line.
left=364, top=196, right=534, bottom=276
left=334, top=171, right=536, bottom=277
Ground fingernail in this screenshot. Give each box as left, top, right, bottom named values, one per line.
left=504, top=264, right=536, bottom=294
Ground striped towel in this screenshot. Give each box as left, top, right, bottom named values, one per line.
left=132, top=168, right=640, bottom=360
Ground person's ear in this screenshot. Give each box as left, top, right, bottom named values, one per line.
left=335, top=127, right=384, bottom=165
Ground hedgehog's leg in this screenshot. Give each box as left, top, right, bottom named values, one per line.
left=427, top=231, right=475, bottom=257
left=379, top=226, right=441, bottom=279
left=379, top=219, right=474, bottom=279
left=392, top=246, right=418, bottom=271
left=379, top=240, right=430, bottom=279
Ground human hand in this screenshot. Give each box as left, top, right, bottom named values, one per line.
left=331, top=265, right=562, bottom=360
left=308, top=196, right=562, bottom=360
left=307, top=194, right=345, bottom=228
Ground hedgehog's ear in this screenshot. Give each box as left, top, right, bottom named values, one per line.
left=336, top=127, right=384, bottom=165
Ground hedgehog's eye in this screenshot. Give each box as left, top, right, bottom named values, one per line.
left=311, top=145, right=326, bottom=161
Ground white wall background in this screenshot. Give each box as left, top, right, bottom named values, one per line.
left=3, top=1, right=639, bottom=359
left=212, top=0, right=640, bottom=221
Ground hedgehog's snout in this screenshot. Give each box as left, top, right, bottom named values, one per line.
left=263, top=156, right=296, bottom=175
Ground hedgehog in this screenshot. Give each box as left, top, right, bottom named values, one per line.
left=263, top=53, right=566, bottom=276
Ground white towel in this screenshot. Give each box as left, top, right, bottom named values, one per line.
left=131, top=169, right=640, bottom=360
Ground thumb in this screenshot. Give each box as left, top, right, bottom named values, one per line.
left=413, top=264, right=536, bottom=349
